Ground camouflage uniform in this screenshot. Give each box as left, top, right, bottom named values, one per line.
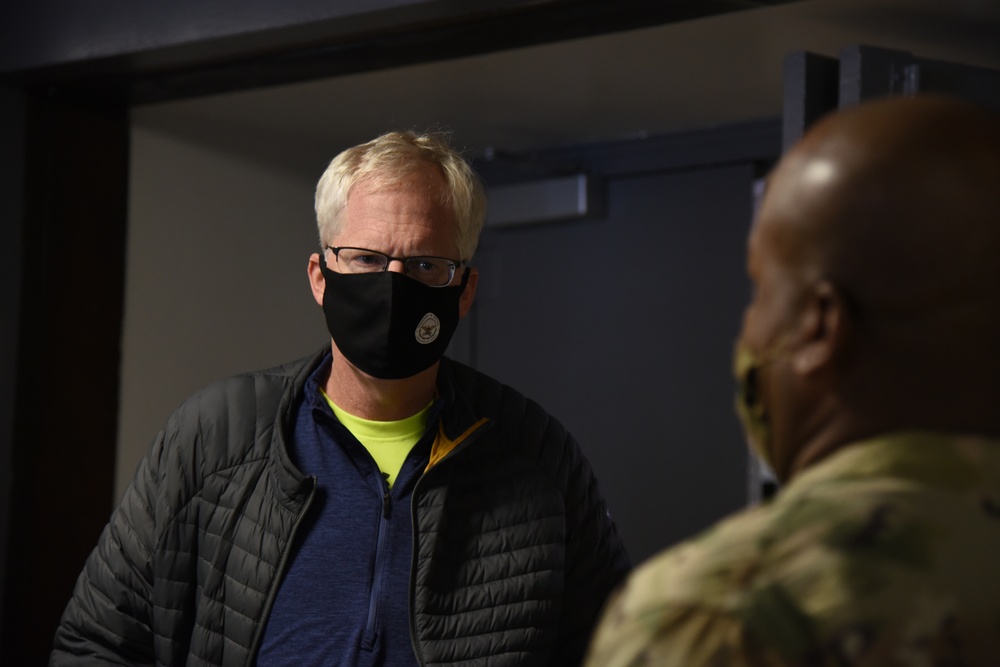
left=585, top=432, right=1000, bottom=667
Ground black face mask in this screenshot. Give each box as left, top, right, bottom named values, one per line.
left=320, top=259, right=469, bottom=379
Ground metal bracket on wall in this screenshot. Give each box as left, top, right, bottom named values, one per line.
left=478, top=147, right=604, bottom=227
left=486, top=173, right=604, bottom=227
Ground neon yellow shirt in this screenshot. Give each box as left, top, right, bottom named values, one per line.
left=322, top=390, right=430, bottom=488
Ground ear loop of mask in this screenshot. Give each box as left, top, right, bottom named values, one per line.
left=733, top=337, right=794, bottom=487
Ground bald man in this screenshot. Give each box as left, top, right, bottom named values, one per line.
left=584, top=94, right=1000, bottom=667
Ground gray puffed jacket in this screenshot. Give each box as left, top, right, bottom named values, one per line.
left=51, top=349, right=631, bottom=666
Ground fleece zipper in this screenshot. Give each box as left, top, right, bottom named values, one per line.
left=363, top=476, right=393, bottom=649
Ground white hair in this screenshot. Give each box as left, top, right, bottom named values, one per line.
left=314, top=131, right=487, bottom=261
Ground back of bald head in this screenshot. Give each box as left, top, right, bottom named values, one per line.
left=759, top=94, right=1000, bottom=434
left=764, top=95, right=1000, bottom=307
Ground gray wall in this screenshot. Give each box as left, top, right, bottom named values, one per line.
left=117, top=124, right=325, bottom=498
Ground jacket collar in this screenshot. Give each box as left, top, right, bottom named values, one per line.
left=275, top=349, right=491, bottom=482
left=434, top=357, right=487, bottom=441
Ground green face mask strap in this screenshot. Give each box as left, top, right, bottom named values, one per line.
left=732, top=339, right=790, bottom=475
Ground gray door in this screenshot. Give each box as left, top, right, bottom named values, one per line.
left=450, top=123, right=779, bottom=563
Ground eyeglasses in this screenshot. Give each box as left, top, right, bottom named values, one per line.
left=325, top=246, right=461, bottom=287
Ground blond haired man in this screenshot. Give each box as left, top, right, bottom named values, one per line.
left=53, top=132, right=630, bottom=666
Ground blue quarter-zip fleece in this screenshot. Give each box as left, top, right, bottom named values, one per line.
left=256, top=355, right=434, bottom=667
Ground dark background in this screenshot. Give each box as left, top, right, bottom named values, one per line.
left=5, top=0, right=1000, bottom=663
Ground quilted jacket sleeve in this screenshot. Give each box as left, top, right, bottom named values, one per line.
left=50, top=426, right=168, bottom=665
left=552, top=431, right=632, bottom=666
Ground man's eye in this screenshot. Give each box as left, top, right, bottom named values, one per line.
left=412, top=259, right=441, bottom=273
left=352, top=254, right=384, bottom=268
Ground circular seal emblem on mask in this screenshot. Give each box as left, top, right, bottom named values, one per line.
left=415, top=313, right=441, bottom=345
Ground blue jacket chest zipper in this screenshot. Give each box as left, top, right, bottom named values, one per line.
left=364, top=478, right=393, bottom=649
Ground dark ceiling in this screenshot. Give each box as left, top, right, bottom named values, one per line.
left=128, top=0, right=1000, bottom=175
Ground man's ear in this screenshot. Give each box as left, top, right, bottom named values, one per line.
left=792, top=280, right=850, bottom=376
left=308, top=253, right=325, bottom=306
left=459, top=267, right=479, bottom=318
